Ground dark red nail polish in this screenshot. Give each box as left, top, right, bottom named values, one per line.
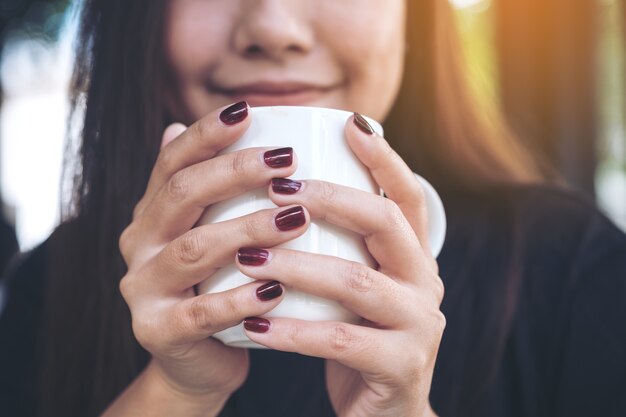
left=271, top=178, right=302, bottom=194
left=244, top=317, right=271, bottom=333
left=220, top=101, right=248, bottom=125
left=238, top=248, right=269, bottom=266
left=353, top=113, right=374, bottom=135
left=256, top=281, right=283, bottom=301
left=264, top=147, right=293, bottom=168
left=275, top=206, right=306, bottom=231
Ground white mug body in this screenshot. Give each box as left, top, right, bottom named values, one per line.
left=196, top=106, right=445, bottom=348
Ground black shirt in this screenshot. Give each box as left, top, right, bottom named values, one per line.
left=2, top=184, right=626, bottom=417
left=0, top=213, right=18, bottom=277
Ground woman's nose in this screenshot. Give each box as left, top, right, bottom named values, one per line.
left=233, top=0, right=314, bottom=61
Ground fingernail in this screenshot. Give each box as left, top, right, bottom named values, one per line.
left=353, top=113, right=374, bottom=135
left=271, top=178, right=302, bottom=194
left=264, top=147, right=293, bottom=168
left=219, top=101, right=248, bottom=125
left=238, top=248, right=269, bottom=266
left=256, top=281, right=283, bottom=301
left=244, top=317, right=271, bottom=333
left=275, top=206, right=306, bottom=231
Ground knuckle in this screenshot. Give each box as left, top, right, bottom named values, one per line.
left=156, top=146, right=177, bottom=176
left=118, top=226, right=134, bottom=260
left=227, top=151, right=249, bottom=179
left=241, top=215, right=265, bottom=242
left=330, top=324, right=356, bottom=353
left=172, top=231, right=205, bottom=266
left=318, top=181, right=337, bottom=207
left=184, top=297, right=215, bottom=333
left=398, top=312, right=444, bottom=383
left=220, top=291, right=240, bottom=320
left=192, top=115, right=214, bottom=140
left=165, top=170, right=190, bottom=203
left=132, top=199, right=146, bottom=220
left=344, top=262, right=374, bottom=293
left=132, top=315, right=160, bottom=351
left=433, top=275, right=445, bottom=303
left=434, top=310, right=447, bottom=333
left=429, top=258, right=440, bottom=276
left=404, top=352, right=430, bottom=381
left=421, top=307, right=446, bottom=339
left=132, top=204, right=143, bottom=220
left=118, top=274, right=134, bottom=301
left=285, top=321, right=301, bottom=348
left=381, top=199, right=405, bottom=229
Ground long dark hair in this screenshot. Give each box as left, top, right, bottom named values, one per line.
left=40, top=0, right=166, bottom=415
left=39, top=0, right=553, bottom=415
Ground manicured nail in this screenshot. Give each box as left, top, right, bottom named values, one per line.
left=264, top=147, right=293, bottom=168
left=244, top=317, right=271, bottom=333
left=353, top=113, right=374, bottom=135
left=275, top=206, right=306, bottom=231
left=238, top=248, right=269, bottom=266
left=271, top=178, right=302, bottom=194
left=219, top=101, right=248, bottom=125
left=256, top=281, right=283, bottom=301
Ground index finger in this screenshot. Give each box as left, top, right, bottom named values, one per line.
left=135, top=101, right=251, bottom=218
left=345, top=114, right=432, bottom=256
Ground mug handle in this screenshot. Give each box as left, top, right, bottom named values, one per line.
left=414, top=173, right=447, bottom=258
left=379, top=173, right=447, bottom=258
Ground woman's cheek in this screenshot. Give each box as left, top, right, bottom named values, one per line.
left=316, top=7, right=404, bottom=118
left=330, top=43, right=403, bottom=119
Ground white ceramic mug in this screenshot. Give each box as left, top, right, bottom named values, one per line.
left=197, top=106, right=446, bottom=348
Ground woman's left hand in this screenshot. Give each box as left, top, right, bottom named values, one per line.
left=237, top=114, right=445, bottom=417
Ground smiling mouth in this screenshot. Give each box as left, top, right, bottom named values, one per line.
left=208, top=81, right=340, bottom=106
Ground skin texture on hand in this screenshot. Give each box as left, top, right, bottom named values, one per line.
left=107, top=0, right=439, bottom=414
left=238, top=116, right=445, bottom=417
left=116, top=103, right=313, bottom=411
left=113, top=107, right=443, bottom=417
left=101, top=360, right=230, bottom=417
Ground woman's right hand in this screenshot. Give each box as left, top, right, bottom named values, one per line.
left=116, top=102, right=307, bottom=411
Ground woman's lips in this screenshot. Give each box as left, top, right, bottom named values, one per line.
left=209, top=81, right=338, bottom=106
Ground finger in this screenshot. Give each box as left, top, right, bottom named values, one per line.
left=345, top=114, right=431, bottom=256
left=135, top=101, right=251, bottom=218
left=161, top=280, right=285, bottom=346
left=236, top=248, right=418, bottom=327
left=135, top=146, right=296, bottom=245
left=243, top=318, right=394, bottom=376
left=132, top=205, right=309, bottom=293
left=269, top=179, right=430, bottom=281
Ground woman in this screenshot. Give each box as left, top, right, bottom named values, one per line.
left=1, top=0, right=625, bottom=416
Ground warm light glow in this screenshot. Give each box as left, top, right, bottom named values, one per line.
left=449, top=0, right=490, bottom=10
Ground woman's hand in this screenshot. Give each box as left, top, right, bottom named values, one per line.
left=237, top=114, right=445, bottom=417
left=114, top=102, right=310, bottom=415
